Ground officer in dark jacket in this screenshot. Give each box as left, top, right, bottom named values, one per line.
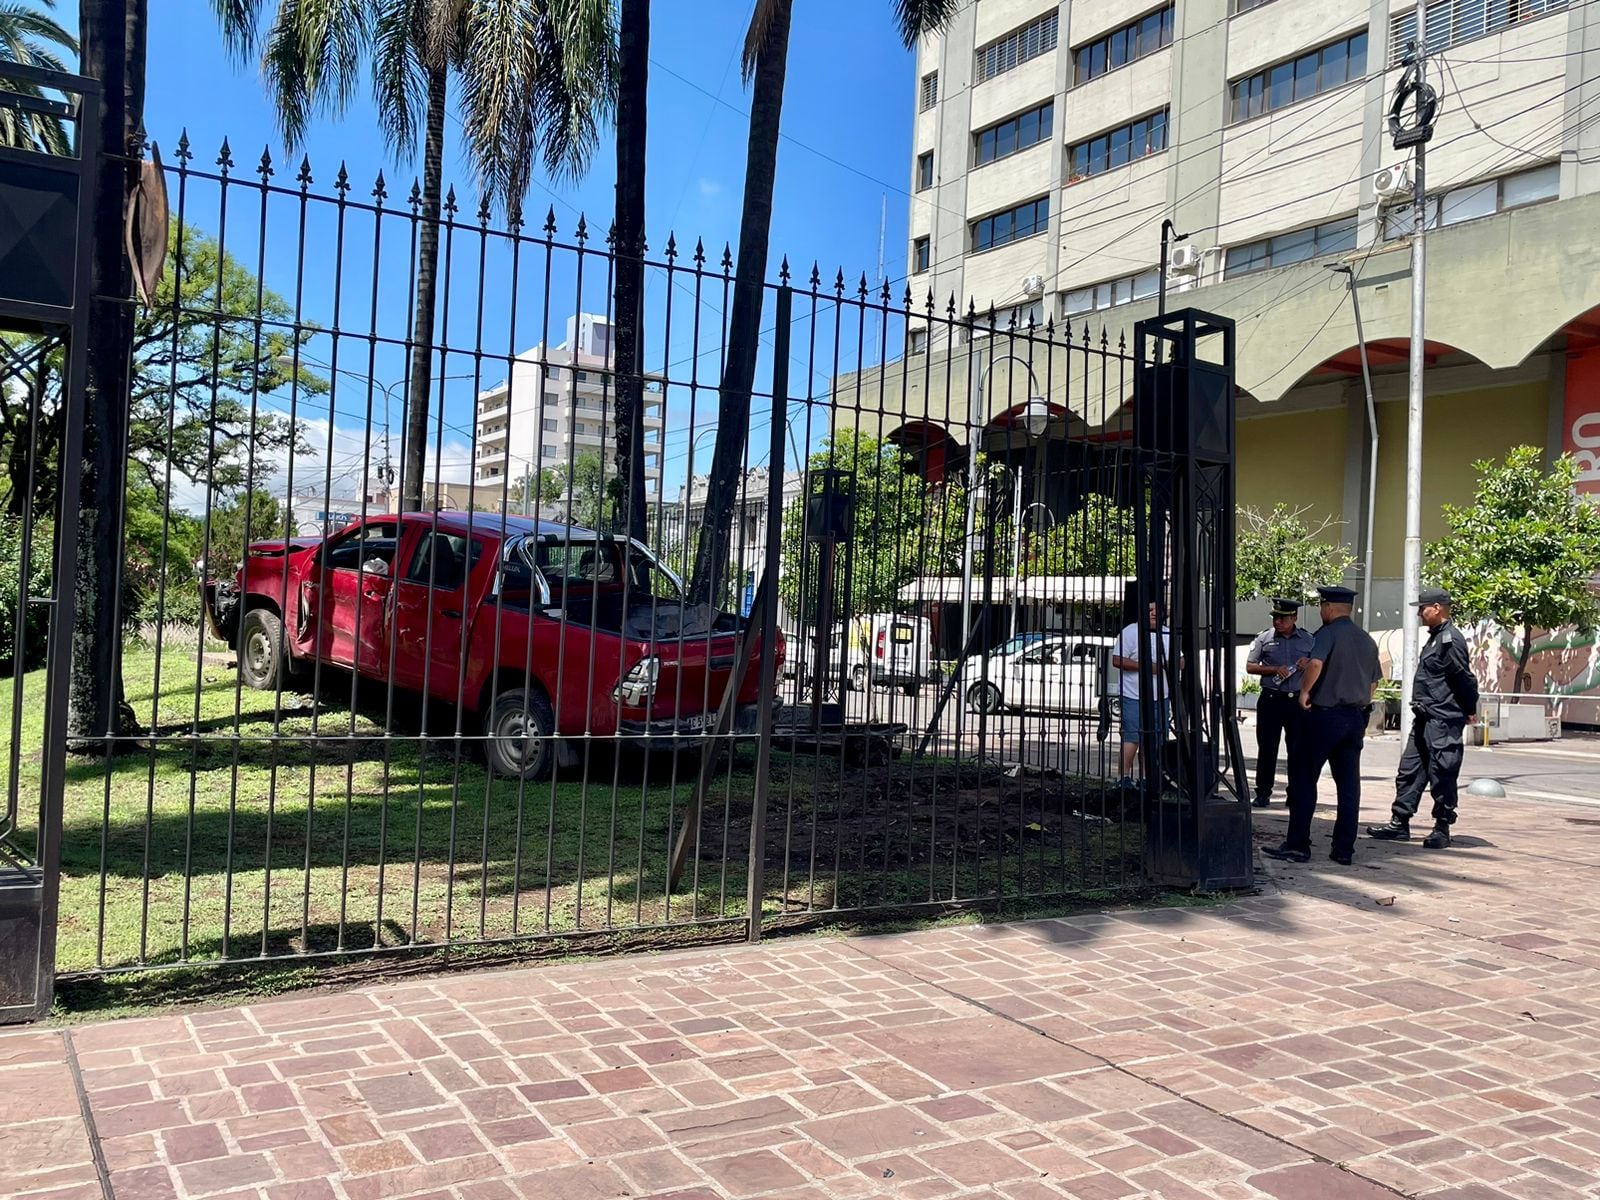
left=1263, top=585, right=1381, bottom=866
left=1245, top=598, right=1315, bottom=808
left=1369, top=587, right=1480, bottom=849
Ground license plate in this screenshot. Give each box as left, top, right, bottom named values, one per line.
left=683, top=711, right=717, bottom=731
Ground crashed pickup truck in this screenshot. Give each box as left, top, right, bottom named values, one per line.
left=202, top=512, right=781, bottom=779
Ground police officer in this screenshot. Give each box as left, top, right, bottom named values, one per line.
left=1245, top=598, right=1315, bottom=808
left=1263, top=585, right=1382, bottom=866
left=1368, top=587, right=1480, bottom=849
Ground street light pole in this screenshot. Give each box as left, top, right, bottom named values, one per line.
left=1329, top=264, right=1379, bottom=624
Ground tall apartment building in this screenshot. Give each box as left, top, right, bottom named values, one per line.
left=842, top=0, right=1600, bottom=630
left=473, top=314, right=664, bottom=499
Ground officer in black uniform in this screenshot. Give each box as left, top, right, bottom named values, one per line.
left=1263, top=585, right=1381, bottom=866
left=1245, top=598, right=1315, bottom=808
left=1368, top=587, right=1480, bottom=849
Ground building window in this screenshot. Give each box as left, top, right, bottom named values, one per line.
left=1062, top=269, right=1160, bottom=317
left=573, top=421, right=586, bottom=435
left=973, top=299, right=1046, bottom=337
left=547, top=366, right=561, bottom=380
left=1067, top=109, right=1169, bottom=181
left=543, top=418, right=557, bottom=431
left=1234, top=0, right=1277, bottom=12
left=1230, top=32, right=1367, bottom=123
left=920, top=72, right=938, bottom=111
left=908, top=329, right=928, bottom=354
left=1225, top=215, right=1357, bottom=278
left=976, top=11, right=1060, bottom=84
left=974, top=101, right=1054, bottom=168
left=1073, top=6, right=1173, bottom=86
left=971, top=197, right=1050, bottom=253
left=1380, top=163, right=1559, bottom=239
left=542, top=443, right=557, bottom=458
left=1389, top=0, right=1568, bottom=65
left=914, top=236, right=931, bottom=273
left=917, top=151, right=934, bottom=191
left=576, top=370, right=591, bottom=383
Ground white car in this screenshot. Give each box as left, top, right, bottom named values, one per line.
left=962, top=634, right=1119, bottom=715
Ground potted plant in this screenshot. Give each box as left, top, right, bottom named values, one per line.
left=1237, top=677, right=1261, bottom=712
left=1371, top=679, right=1401, bottom=734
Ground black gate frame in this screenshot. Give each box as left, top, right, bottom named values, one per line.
left=0, top=61, right=99, bottom=1022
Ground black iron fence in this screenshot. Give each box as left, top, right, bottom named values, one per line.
left=0, top=123, right=1244, bottom=994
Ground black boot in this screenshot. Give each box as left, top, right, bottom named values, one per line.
left=1252, top=793, right=1272, bottom=808
left=1367, top=820, right=1410, bottom=841
left=1422, top=822, right=1451, bottom=849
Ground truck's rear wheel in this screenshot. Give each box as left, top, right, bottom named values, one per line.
left=484, top=688, right=556, bottom=781
left=238, top=607, right=292, bottom=691
left=967, top=681, right=1003, bottom=714
left=849, top=664, right=868, bottom=692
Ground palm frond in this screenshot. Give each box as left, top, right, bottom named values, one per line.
left=259, top=0, right=370, bottom=150
left=741, top=0, right=784, bottom=83
left=370, top=0, right=429, bottom=159
left=888, top=0, right=960, bottom=49
left=206, top=0, right=266, bottom=59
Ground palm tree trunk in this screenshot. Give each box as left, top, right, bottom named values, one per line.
left=610, top=0, right=650, bottom=544
left=402, top=63, right=448, bottom=513
left=67, top=0, right=145, bottom=750
left=687, top=0, right=791, bottom=607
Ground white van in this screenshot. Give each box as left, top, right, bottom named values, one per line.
left=839, top=613, right=935, bottom=694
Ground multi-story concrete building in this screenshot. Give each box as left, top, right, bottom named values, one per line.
left=473, top=314, right=665, bottom=502
left=842, top=0, right=1600, bottom=639
left=660, top=468, right=807, bottom=623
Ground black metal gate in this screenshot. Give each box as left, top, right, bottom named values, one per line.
left=0, top=105, right=1246, bottom=1016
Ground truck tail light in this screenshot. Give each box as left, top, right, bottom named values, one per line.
left=875, top=630, right=885, bottom=659
left=613, top=657, right=660, bottom=706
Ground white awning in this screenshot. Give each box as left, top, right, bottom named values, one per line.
left=898, top=575, right=1133, bottom=606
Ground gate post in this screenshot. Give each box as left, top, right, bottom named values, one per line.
left=1132, top=309, right=1251, bottom=890
left=0, top=64, right=100, bottom=1022
left=746, top=284, right=792, bottom=943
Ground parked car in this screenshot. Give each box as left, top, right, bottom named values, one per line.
left=960, top=633, right=1118, bottom=715
left=201, top=513, right=780, bottom=779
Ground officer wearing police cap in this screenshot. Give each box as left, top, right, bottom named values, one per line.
left=1369, top=587, right=1480, bottom=849
left=1245, top=598, right=1314, bottom=808
left=1263, top=585, right=1381, bottom=866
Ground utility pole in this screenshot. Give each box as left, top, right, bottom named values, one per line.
left=1390, top=20, right=1438, bottom=741
left=1157, top=219, right=1187, bottom=316
left=1329, top=264, right=1378, bottom=625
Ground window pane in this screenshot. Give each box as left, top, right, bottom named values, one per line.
left=1040, top=102, right=1054, bottom=137
left=1018, top=109, right=1038, bottom=147
left=1110, top=29, right=1130, bottom=68
left=1132, top=269, right=1160, bottom=299
left=1162, top=6, right=1175, bottom=43
left=1151, top=109, right=1169, bottom=149
left=1295, top=54, right=1318, bottom=101
left=1441, top=180, right=1496, bottom=224
left=1502, top=162, right=1559, bottom=207
left=1064, top=286, right=1094, bottom=315
left=1270, top=61, right=1295, bottom=110
left=1349, top=31, right=1367, bottom=75
left=977, top=130, right=994, bottom=164
left=1230, top=81, right=1248, bottom=123
left=1270, top=226, right=1316, bottom=266
left=1110, top=125, right=1131, bottom=167
left=1318, top=216, right=1357, bottom=253
left=1131, top=118, right=1149, bottom=157
left=1226, top=240, right=1268, bottom=277
left=996, top=121, right=1017, bottom=157
left=1070, top=143, right=1089, bottom=179
left=1088, top=136, right=1108, bottom=175
left=1322, top=39, right=1348, bottom=88
left=1112, top=277, right=1134, bottom=305
left=1094, top=282, right=1114, bottom=309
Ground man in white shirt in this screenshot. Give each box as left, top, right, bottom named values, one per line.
left=1111, top=601, right=1173, bottom=788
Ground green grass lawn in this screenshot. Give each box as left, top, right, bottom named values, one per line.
left=1, top=638, right=1145, bottom=978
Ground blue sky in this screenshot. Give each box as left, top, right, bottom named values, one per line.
left=126, top=0, right=928, bottom=502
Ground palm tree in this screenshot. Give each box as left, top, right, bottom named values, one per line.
left=211, top=0, right=616, bottom=511
left=687, top=0, right=958, bottom=606
left=609, top=0, right=648, bottom=543
left=0, top=0, right=79, bottom=153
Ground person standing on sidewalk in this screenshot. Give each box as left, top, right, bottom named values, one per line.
left=1245, top=598, right=1315, bottom=808
left=1368, top=587, right=1480, bottom=849
left=1263, top=585, right=1381, bottom=866
left=1112, top=601, right=1172, bottom=791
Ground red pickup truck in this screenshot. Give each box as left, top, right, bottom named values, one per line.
left=202, top=512, right=779, bottom=779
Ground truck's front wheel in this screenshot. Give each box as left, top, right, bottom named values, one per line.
left=484, top=688, right=556, bottom=781
left=238, top=607, right=293, bottom=691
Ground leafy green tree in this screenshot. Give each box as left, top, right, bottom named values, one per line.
left=211, top=0, right=617, bottom=513
left=1014, top=493, right=1136, bottom=579
left=778, top=431, right=967, bottom=623
left=1427, top=447, right=1600, bottom=690
left=1235, top=504, right=1356, bottom=602
left=204, top=490, right=282, bottom=574
left=0, top=0, right=77, bottom=153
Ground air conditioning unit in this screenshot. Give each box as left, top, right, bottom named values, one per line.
left=1021, top=273, right=1045, bottom=297
left=1374, top=163, right=1412, bottom=200
left=1167, top=244, right=1202, bottom=274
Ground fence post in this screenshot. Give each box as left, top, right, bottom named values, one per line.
left=746, top=284, right=792, bottom=943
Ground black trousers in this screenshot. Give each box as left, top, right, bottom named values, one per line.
left=1392, top=715, right=1466, bottom=827
left=1286, top=705, right=1368, bottom=858
left=1254, top=690, right=1302, bottom=801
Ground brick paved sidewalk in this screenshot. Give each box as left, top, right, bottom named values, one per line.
left=5, top=784, right=1599, bottom=1200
